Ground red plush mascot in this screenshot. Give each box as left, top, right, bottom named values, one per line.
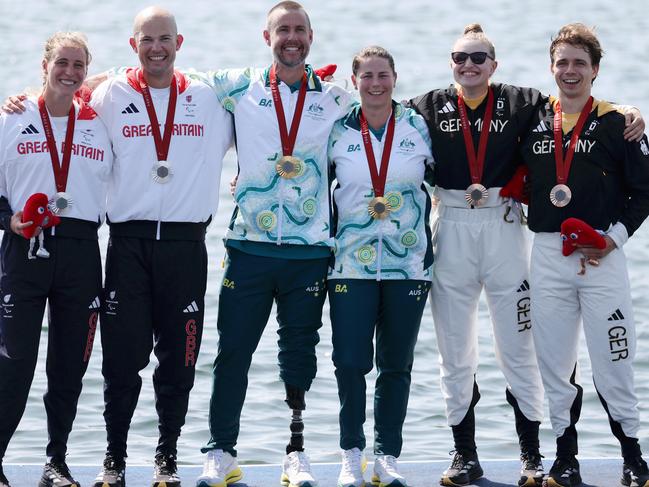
left=499, top=165, right=529, bottom=205
left=314, top=64, right=337, bottom=81
left=499, top=165, right=529, bottom=223
left=560, top=217, right=606, bottom=275
left=22, top=193, right=61, bottom=259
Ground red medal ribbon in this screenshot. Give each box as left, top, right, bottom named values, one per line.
left=269, top=64, right=308, bottom=157
left=37, top=96, right=76, bottom=193
left=457, top=87, right=494, bottom=185
left=359, top=109, right=396, bottom=198
left=138, top=69, right=178, bottom=161
left=553, top=96, right=594, bottom=184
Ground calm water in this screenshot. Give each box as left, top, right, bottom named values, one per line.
left=1, top=0, right=648, bottom=467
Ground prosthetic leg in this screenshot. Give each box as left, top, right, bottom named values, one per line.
left=285, top=383, right=306, bottom=454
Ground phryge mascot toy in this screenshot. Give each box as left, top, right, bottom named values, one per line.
left=22, top=193, right=60, bottom=259
left=560, top=217, right=606, bottom=275
left=499, top=165, right=529, bottom=223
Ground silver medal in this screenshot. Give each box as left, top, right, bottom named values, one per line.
left=152, top=160, right=173, bottom=184
left=550, top=184, right=572, bottom=207
left=49, top=191, right=73, bottom=214
left=465, top=183, right=489, bottom=207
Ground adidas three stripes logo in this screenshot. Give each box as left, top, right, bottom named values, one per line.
left=183, top=301, right=199, bottom=313
left=21, top=124, right=39, bottom=135
left=121, top=103, right=140, bottom=114
left=607, top=309, right=625, bottom=321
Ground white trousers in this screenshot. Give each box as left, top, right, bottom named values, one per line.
left=530, top=232, right=640, bottom=438
left=431, top=203, right=544, bottom=426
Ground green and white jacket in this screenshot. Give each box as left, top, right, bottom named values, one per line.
left=193, top=66, right=353, bottom=249
left=328, top=102, right=434, bottom=281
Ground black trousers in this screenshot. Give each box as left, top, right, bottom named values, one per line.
left=101, top=235, right=207, bottom=459
left=0, top=230, right=101, bottom=461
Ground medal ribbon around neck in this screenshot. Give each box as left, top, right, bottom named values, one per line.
left=37, top=95, right=76, bottom=194
left=457, top=87, right=494, bottom=185
left=553, top=96, right=594, bottom=185
left=269, top=64, right=308, bottom=158
left=360, top=109, right=396, bottom=199
left=138, top=69, right=178, bottom=163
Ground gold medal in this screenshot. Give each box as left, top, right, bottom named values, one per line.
left=465, top=183, right=489, bottom=206
left=49, top=191, right=73, bottom=214
left=152, top=160, right=173, bottom=183
left=368, top=196, right=391, bottom=219
left=275, top=155, right=303, bottom=179
left=550, top=183, right=572, bottom=207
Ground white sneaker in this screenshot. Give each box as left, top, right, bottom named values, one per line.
left=281, top=451, right=317, bottom=487
left=195, top=449, right=242, bottom=487
left=338, top=448, right=367, bottom=487
left=371, top=455, right=407, bottom=487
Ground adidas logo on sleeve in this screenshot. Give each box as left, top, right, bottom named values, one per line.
left=438, top=101, right=455, bottom=114
left=21, top=124, right=39, bottom=135
left=121, top=103, right=140, bottom=114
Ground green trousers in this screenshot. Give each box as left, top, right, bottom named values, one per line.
left=329, top=278, right=430, bottom=456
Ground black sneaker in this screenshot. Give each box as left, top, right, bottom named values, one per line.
left=546, top=456, right=581, bottom=487
left=440, top=450, right=483, bottom=486
left=152, top=452, right=180, bottom=487
left=519, top=450, right=544, bottom=486
left=0, top=462, right=10, bottom=487
left=93, top=454, right=126, bottom=487
left=39, top=459, right=80, bottom=487
left=622, top=456, right=649, bottom=487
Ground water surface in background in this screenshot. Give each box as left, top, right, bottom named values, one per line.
left=0, top=0, right=648, bottom=466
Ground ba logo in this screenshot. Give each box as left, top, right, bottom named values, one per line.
left=334, top=284, right=348, bottom=293
left=223, top=278, right=235, bottom=289
left=259, top=98, right=273, bottom=107
left=347, top=144, right=361, bottom=152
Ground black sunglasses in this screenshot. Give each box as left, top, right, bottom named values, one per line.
left=451, top=51, right=494, bottom=65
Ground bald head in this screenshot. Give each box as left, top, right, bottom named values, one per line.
left=129, top=5, right=183, bottom=88
left=133, top=6, right=177, bottom=38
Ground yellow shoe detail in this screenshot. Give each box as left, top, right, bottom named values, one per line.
left=439, top=477, right=463, bottom=487
left=226, top=467, right=243, bottom=484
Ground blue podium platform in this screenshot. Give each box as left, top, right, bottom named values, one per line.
left=3, top=458, right=626, bottom=486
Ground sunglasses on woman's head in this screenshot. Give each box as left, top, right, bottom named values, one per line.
left=451, top=51, right=494, bottom=65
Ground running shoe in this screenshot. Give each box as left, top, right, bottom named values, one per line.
left=440, top=450, right=483, bottom=486
left=371, top=454, right=407, bottom=487
left=518, top=450, right=544, bottom=486
left=39, top=459, right=80, bottom=487
left=196, top=449, right=242, bottom=487
left=152, top=452, right=181, bottom=487
left=281, top=451, right=317, bottom=487
left=338, top=448, right=367, bottom=487
left=546, top=456, right=581, bottom=487
left=622, top=455, right=649, bottom=487
left=93, top=454, right=126, bottom=487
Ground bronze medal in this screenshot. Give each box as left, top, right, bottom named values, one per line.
left=465, top=183, right=489, bottom=206
left=458, top=88, right=494, bottom=208
left=549, top=183, right=572, bottom=207
left=551, top=97, right=594, bottom=210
